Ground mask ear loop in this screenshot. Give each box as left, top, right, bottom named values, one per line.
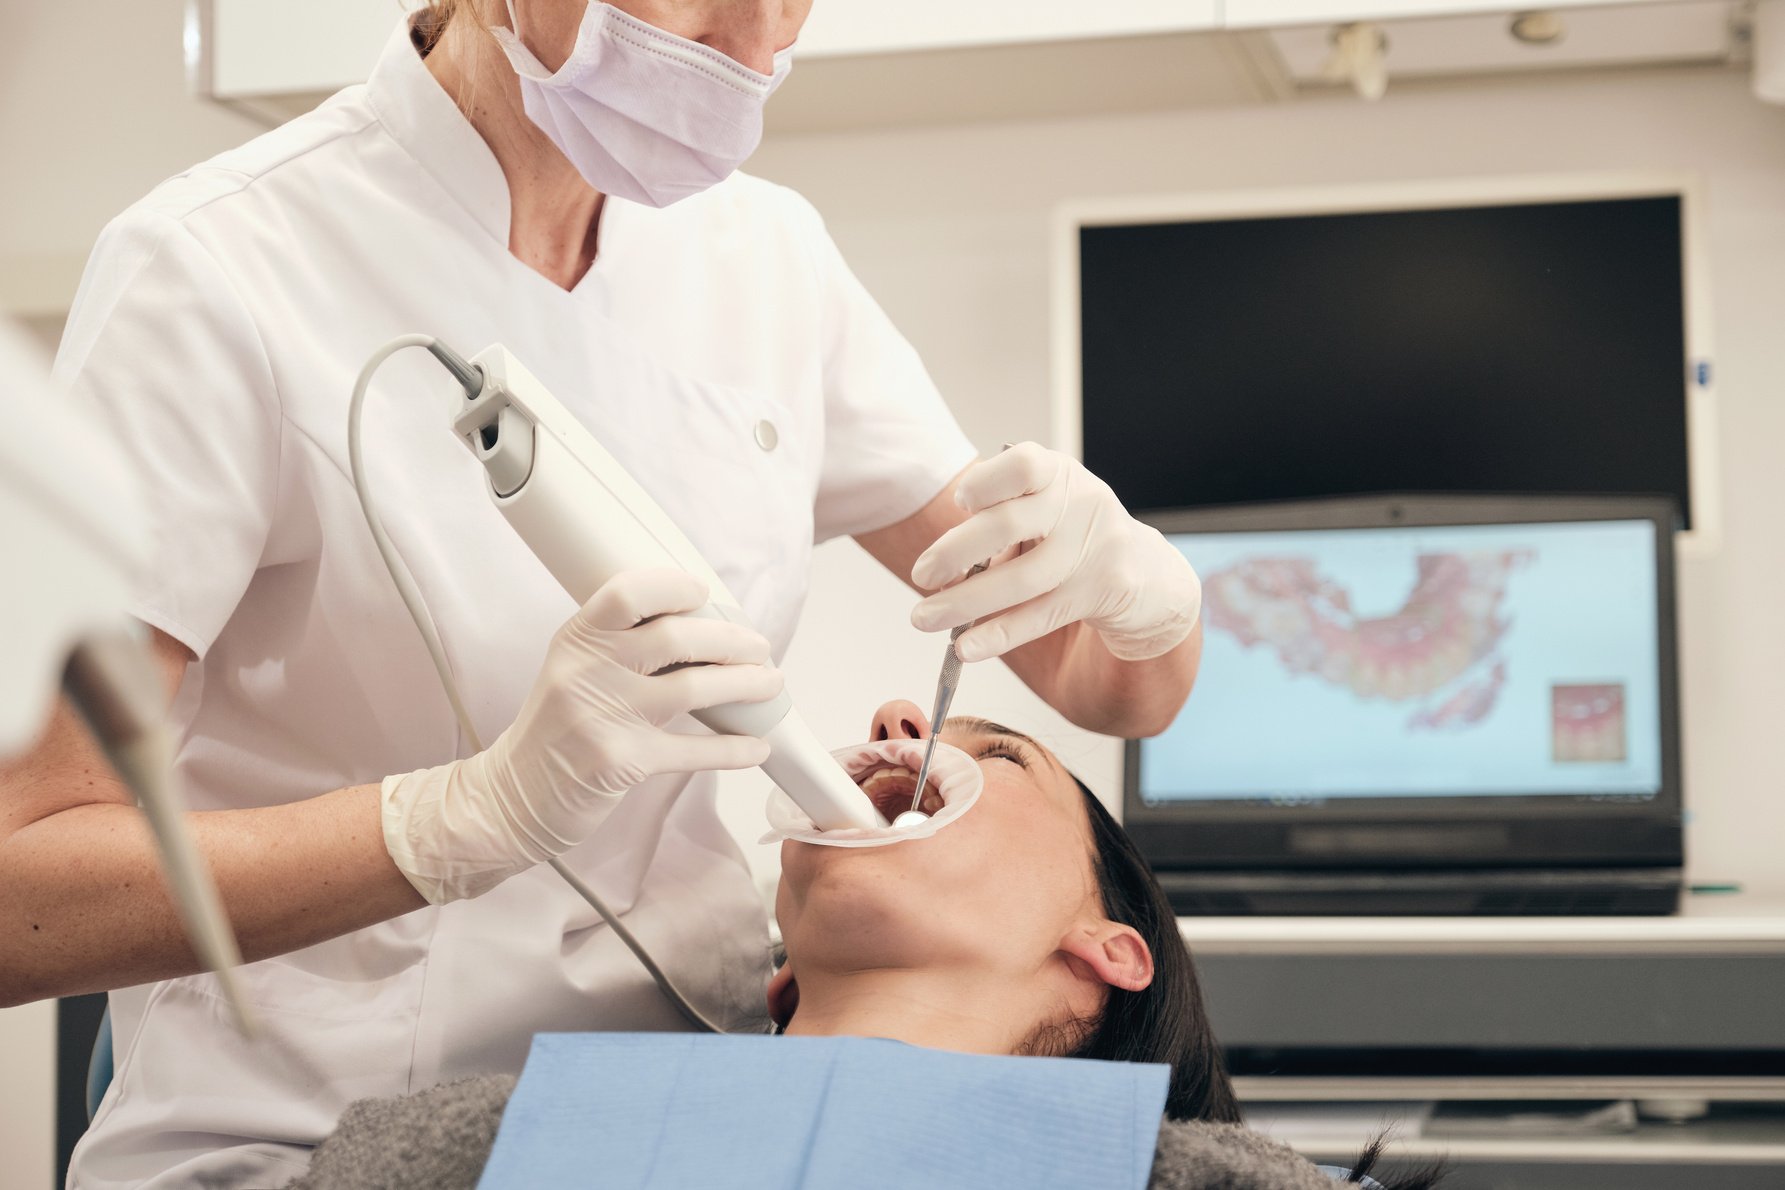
left=768, top=43, right=796, bottom=92
left=490, top=0, right=557, bottom=79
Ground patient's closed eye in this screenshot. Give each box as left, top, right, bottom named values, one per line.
left=974, top=743, right=1032, bottom=769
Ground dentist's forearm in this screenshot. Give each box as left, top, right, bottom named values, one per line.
left=0, top=776, right=423, bottom=1007
left=1003, top=618, right=1202, bottom=738
left=0, top=625, right=429, bottom=1007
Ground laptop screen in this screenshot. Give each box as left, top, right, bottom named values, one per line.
left=1139, top=518, right=1665, bottom=805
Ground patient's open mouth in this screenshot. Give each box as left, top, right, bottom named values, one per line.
left=855, top=762, right=944, bottom=821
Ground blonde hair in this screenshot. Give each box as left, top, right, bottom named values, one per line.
left=412, top=0, right=461, bottom=56
left=411, top=0, right=507, bottom=110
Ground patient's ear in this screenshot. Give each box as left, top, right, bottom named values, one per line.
left=767, top=963, right=800, bottom=1027
left=1059, top=924, right=1154, bottom=993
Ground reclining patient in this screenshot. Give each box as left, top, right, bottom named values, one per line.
left=290, top=701, right=1440, bottom=1190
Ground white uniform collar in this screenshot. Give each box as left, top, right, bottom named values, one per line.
left=365, top=19, right=513, bottom=246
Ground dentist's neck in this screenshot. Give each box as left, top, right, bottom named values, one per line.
left=784, top=969, right=1038, bottom=1056
left=423, top=11, right=604, bottom=291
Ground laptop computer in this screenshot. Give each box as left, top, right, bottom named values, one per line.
left=1126, top=494, right=1684, bottom=916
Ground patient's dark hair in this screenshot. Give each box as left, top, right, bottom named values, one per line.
left=1063, top=775, right=1240, bottom=1124
left=1063, top=776, right=1446, bottom=1189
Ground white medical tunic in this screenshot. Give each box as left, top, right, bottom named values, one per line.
left=57, top=22, right=974, bottom=1188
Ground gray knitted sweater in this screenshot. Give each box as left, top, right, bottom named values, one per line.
left=285, top=1075, right=1352, bottom=1189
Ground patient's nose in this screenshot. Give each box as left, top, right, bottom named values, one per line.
left=868, top=700, right=930, bottom=743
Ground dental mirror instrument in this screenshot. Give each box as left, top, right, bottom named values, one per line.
left=898, top=560, right=990, bottom=829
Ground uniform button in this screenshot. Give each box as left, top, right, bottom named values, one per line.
left=754, top=419, right=779, bottom=451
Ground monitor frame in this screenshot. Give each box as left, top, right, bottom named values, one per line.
left=1050, top=173, right=1722, bottom=553
left=1122, top=494, right=1684, bottom=873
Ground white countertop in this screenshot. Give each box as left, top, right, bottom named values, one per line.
left=1178, top=890, right=1785, bottom=955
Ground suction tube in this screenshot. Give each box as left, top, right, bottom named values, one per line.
left=448, top=345, right=884, bottom=832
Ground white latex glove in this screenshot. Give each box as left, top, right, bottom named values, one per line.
left=909, top=443, right=1201, bottom=664
left=382, top=568, right=782, bottom=904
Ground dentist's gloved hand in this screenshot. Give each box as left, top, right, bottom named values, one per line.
left=910, top=443, right=1201, bottom=663
left=382, top=568, right=782, bottom=904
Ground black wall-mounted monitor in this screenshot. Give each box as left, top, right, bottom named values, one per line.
left=1076, top=191, right=1699, bottom=526
left=1124, top=495, right=1683, bottom=876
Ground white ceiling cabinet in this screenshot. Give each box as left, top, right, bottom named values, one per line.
left=189, top=0, right=1746, bottom=129
left=1223, top=0, right=1678, bottom=27
left=1267, top=2, right=1738, bottom=86
left=191, top=0, right=410, bottom=104
left=750, top=0, right=1242, bottom=131
left=188, top=0, right=1250, bottom=129
left=189, top=0, right=1221, bottom=101
left=798, top=0, right=1220, bottom=58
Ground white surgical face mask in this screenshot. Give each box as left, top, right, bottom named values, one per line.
left=490, top=1, right=792, bottom=207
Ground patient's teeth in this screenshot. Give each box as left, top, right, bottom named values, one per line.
left=859, top=766, right=916, bottom=792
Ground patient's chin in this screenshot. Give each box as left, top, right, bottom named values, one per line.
left=779, top=831, right=965, bottom=968
left=782, top=880, right=941, bottom=972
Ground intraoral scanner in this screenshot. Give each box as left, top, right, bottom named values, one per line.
left=442, top=342, right=884, bottom=833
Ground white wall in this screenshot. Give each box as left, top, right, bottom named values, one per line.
left=0, top=1001, right=56, bottom=1189
left=725, top=65, right=1785, bottom=901
left=0, top=0, right=263, bottom=314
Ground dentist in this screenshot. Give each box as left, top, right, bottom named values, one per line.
left=0, top=1, right=1204, bottom=1184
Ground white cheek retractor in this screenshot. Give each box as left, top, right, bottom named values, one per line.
left=761, top=738, right=983, bottom=848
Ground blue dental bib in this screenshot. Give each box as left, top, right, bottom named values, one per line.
left=479, top=1032, right=1169, bottom=1189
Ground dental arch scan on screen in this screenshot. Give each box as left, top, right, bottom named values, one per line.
left=1141, top=519, right=1663, bottom=805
